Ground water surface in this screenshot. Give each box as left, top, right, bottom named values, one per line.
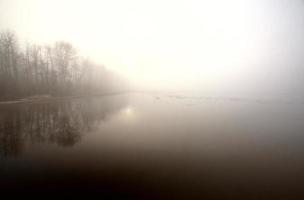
left=1, top=93, right=304, bottom=199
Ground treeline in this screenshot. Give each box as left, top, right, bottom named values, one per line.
left=0, top=31, right=127, bottom=100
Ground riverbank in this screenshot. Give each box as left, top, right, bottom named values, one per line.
left=0, top=91, right=129, bottom=105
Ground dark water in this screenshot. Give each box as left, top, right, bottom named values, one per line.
left=1, top=93, right=304, bottom=199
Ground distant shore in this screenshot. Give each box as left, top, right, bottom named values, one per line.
left=0, top=91, right=129, bottom=105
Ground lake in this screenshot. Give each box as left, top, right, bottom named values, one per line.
left=1, top=93, right=304, bottom=199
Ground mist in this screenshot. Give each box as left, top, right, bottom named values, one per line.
left=2, top=0, right=304, bottom=98
left=2, top=0, right=304, bottom=199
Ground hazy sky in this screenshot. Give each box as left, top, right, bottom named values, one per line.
left=1, top=0, right=304, bottom=94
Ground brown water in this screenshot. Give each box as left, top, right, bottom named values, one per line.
left=1, top=93, right=304, bottom=199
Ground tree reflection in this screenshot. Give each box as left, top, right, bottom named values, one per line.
left=0, top=97, right=126, bottom=157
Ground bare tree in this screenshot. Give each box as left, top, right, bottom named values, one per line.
left=0, top=31, right=127, bottom=100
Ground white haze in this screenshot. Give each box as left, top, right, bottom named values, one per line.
left=1, top=0, right=304, bottom=98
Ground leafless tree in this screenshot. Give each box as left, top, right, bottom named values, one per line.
left=0, top=31, right=128, bottom=100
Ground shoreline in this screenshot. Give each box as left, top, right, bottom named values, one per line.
left=0, top=91, right=129, bottom=105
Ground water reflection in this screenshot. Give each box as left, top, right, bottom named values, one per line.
left=1, top=94, right=304, bottom=198
left=0, top=96, right=127, bottom=157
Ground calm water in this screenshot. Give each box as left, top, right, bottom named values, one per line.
left=1, top=93, right=304, bottom=199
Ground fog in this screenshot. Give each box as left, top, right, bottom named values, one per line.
left=1, top=0, right=304, bottom=97
left=3, top=1, right=304, bottom=198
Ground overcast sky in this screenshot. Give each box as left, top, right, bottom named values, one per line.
left=1, top=0, right=304, bottom=95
